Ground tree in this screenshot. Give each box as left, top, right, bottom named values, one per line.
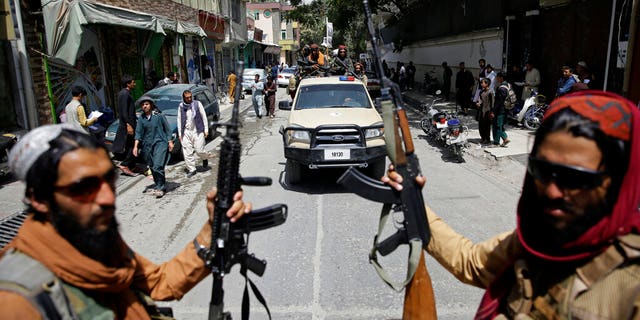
left=286, top=0, right=420, bottom=54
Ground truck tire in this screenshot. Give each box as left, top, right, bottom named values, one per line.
left=286, top=159, right=302, bottom=184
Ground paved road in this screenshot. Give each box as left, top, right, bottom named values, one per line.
left=0, top=87, right=527, bottom=319
left=115, top=87, right=525, bottom=319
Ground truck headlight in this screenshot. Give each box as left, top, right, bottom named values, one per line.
left=287, top=129, right=310, bottom=144
left=365, top=127, right=384, bottom=139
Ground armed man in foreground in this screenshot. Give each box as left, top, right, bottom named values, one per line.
left=0, top=124, right=249, bottom=319
left=383, top=90, right=640, bottom=319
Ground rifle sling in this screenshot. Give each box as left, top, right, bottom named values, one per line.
left=241, top=271, right=271, bottom=320
left=369, top=203, right=422, bottom=292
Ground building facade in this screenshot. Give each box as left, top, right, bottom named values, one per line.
left=0, top=0, right=247, bottom=132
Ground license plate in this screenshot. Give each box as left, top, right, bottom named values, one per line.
left=324, top=149, right=350, bottom=160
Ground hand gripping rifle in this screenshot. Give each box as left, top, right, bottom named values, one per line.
left=197, top=61, right=288, bottom=320
left=337, top=1, right=437, bottom=318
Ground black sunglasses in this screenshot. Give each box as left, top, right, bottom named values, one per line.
left=527, top=156, right=606, bottom=190
left=54, top=168, right=118, bottom=202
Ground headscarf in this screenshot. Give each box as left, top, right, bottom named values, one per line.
left=518, top=90, right=639, bottom=261
left=476, top=90, right=640, bottom=319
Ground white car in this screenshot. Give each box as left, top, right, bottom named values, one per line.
left=277, top=68, right=296, bottom=87
left=278, top=76, right=386, bottom=184
left=241, top=68, right=268, bottom=93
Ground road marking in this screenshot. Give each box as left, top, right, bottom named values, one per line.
left=312, top=195, right=326, bottom=320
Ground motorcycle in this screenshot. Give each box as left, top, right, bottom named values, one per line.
left=420, top=102, right=468, bottom=162
left=507, top=91, right=549, bottom=130
left=445, top=117, right=468, bottom=162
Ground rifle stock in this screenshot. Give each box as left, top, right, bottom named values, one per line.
left=403, top=252, right=437, bottom=319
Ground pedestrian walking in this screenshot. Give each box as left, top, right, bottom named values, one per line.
left=491, top=72, right=510, bottom=147
left=251, top=74, right=265, bottom=118
left=112, top=75, right=138, bottom=177
left=2, top=124, right=248, bottom=318
left=265, top=75, right=278, bottom=118
left=227, top=71, right=237, bottom=104
left=383, top=90, right=640, bottom=319
left=476, top=78, right=493, bottom=145
left=132, top=96, right=173, bottom=198
left=178, top=90, right=213, bottom=178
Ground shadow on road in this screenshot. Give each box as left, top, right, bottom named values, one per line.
left=277, top=163, right=371, bottom=195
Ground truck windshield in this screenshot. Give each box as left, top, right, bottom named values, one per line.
left=295, top=84, right=372, bottom=110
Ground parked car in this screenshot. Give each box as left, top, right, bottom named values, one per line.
left=277, top=68, right=296, bottom=87
left=278, top=76, right=387, bottom=184
left=104, top=84, right=219, bottom=158
left=241, top=68, right=268, bottom=93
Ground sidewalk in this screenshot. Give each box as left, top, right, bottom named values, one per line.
left=401, top=90, right=535, bottom=161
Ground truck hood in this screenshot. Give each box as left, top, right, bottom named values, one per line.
left=288, top=108, right=382, bottom=128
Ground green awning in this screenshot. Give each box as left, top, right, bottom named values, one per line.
left=158, top=17, right=207, bottom=38
left=41, top=0, right=167, bottom=65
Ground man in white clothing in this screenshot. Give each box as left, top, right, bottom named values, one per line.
left=522, top=61, right=541, bottom=100
left=177, top=90, right=212, bottom=178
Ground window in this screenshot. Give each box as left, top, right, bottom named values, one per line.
left=254, top=11, right=260, bottom=20
left=281, top=30, right=287, bottom=40
left=194, top=92, right=211, bottom=107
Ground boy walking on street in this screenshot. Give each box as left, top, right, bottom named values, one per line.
left=491, top=73, right=511, bottom=147
left=133, top=96, right=173, bottom=198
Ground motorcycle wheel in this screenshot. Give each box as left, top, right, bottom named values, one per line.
left=524, top=111, right=543, bottom=130
left=420, top=118, right=431, bottom=135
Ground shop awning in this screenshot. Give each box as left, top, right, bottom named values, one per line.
left=42, top=0, right=164, bottom=64
left=263, top=44, right=281, bottom=55
left=159, top=17, right=207, bottom=37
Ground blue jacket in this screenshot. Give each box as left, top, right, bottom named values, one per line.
left=557, top=75, right=577, bottom=97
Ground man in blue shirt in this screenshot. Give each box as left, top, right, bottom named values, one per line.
left=556, top=66, right=578, bottom=97
left=133, top=96, right=174, bottom=198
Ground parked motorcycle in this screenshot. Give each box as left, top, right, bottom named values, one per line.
left=420, top=103, right=468, bottom=162
left=445, top=117, right=468, bottom=162
left=507, top=91, right=549, bottom=130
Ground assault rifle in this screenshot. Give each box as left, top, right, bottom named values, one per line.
left=337, top=0, right=437, bottom=319
left=198, top=61, right=288, bottom=320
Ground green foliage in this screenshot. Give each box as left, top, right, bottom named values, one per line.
left=285, top=0, right=417, bottom=53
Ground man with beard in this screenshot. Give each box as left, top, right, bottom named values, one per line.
left=383, top=90, right=640, bottom=319
left=0, top=124, right=248, bottom=318
left=307, top=43, right=326, bottom=72
left=330, top=45, right=353, bottom=76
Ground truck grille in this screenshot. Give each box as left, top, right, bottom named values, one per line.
left=313, top=128, right=362, bottom=147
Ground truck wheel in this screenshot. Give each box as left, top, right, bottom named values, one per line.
left=286, top=159, right=302, bottom=184
left=368, top=159, right=386, bottom=180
